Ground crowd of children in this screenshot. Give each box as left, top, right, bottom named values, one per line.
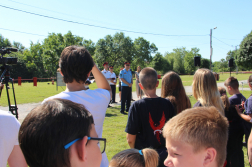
left=1, top=45, right=252, bottom=167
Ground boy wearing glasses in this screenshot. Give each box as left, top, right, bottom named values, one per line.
left=120, top=62, right=133, bottom=114
left=42, top=46, right=111, bottom=167
left=19, top=99, right=107, bottom=167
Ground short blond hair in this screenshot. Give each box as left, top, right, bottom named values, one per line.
left=192, top=68, right=224, bottom=115
left=109, top=148, right=159, bottom=167
left=163, top=107, right=228, bottom=167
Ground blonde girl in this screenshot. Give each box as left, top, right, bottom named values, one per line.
left=192, top=68, right=224, bottom=115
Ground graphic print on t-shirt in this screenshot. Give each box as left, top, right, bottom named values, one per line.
left=149, top=111, right=166, bottom=144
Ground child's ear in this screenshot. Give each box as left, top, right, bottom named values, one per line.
left=59, top=69, right=64, bottom=76
left=138, top=83, right=144, bottom=90
left=203, top=147, right=216, bottom=166
left=76, top=136, right=88, bottom=162
left=87, top=71, right=91, bottom=78
left=249, top=82, right=252, bottom=89
left=156, top=80, right=159, bottom=87
left=227, top=86, right=232, bottom=91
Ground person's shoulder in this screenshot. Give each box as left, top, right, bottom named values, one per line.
left=157, top=97, right=172, bottom=103
left=89, top=88, right=110, bottom=98
left=193, top=101, right=202, bottom=107
left=0, top=110, right=20, bottom=126
left=0, top=110, right=15, bottom=118
left=42, top=92, right=66, bottom=103
left=248, top=95, right=252, bottom=101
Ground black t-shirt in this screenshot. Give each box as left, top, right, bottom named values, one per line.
left=125, top=97, right=175, bottom=150
left=229, top=93, right=246, bottom=106
left=226, top=94, right=247, bottom=151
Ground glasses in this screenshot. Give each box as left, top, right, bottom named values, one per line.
left=64, top=137, right=106, bottom=153
left=126, top=64, right=130, bottom=66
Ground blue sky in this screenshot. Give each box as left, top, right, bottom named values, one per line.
left=0, top=0, right=251, bottom=62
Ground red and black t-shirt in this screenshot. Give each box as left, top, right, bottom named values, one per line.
left=125, top=97, right=175, bottom=150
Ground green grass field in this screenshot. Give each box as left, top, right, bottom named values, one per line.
left=1, top=73, right=251, bottom=106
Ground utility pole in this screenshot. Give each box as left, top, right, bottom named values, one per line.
left=210, top=29, right=212, bottom=70
left=209, top=27, right=217, bottom=71
left=235, top=46, right=238, bottom=74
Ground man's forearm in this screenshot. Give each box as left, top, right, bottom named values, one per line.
left=121, top=78, right=130, bottom=86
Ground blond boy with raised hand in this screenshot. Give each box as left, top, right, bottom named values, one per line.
left=163, top=107, right=228, bottom=167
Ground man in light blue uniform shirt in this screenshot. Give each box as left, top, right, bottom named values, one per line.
left=120, top=62, right=132, bottom=114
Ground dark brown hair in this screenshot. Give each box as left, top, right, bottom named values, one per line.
left=19, top=99, right=94, bottom=167
left=224, top=77, right=239, bottom=90
left=161, top=71, right=191, bottom=114
left=59, top=46, right=94, bottom=83
left=139, top=67, right=158, bottom=90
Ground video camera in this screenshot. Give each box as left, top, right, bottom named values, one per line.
left=0, top=48, right=18, bottom=64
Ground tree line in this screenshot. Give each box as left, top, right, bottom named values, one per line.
left=0, top=30, right=251, bottom=79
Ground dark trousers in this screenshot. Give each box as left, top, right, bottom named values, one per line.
left=110, top=85, right=116, bottom=103
left=120, top=86, right=131, bottom=113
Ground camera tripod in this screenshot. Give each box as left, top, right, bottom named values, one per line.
left=0, top=48, right=18, bottom=119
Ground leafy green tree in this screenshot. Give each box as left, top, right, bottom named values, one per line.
left=11, top=51, right=32, bottom=79
left=236, top=31, right=252, bottom=70
left=23, top=42, right=46, bottom=77
left=164, top=52, right=175, bottom=70
left=94, top=32, right=133, bottom=73
left=82, top=39, right=95, bottom=56
left=151, top=52, right=170, bottom=74
left=0, top=34, right=11, bottom=48
left=184, top=52, right=195, bottom=74
left=212, top=61, right=221, bottom=72
left=200, top=58, right=210, bottom=69
left=42, top=33, right=65, bottom=76
left=219, top=58, right=229, bottom=73
left=64, top=31, right=83, bottom=46
left=173, top=47, right=187, bottom=74
left=132, top=37, right=157, bottom=70
left=12, top=41, right=25, bottom=53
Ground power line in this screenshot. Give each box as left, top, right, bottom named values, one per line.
left=159, top=42, right=209, bottom=48
left=7, top=0, right=113, bottom=26
left=212, top=36, right=233, bottom=47
left=0, top=4, right=209, bottom=37
left=0, top=27, right=47, bottom=37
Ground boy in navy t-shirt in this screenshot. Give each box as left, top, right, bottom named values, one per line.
left=125, top=67, right=175, bottom=167
left=224, top=77, right=246, bottom=167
